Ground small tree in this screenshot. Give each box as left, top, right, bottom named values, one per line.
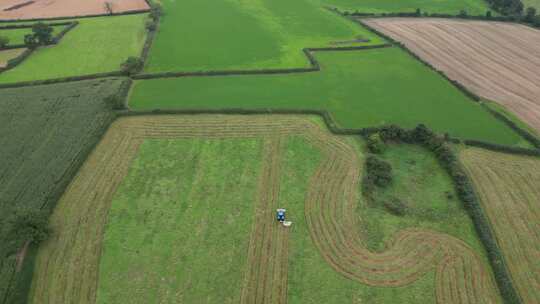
left=486, top=10, right=492, bottom=18
left=150, top=4, right=163, bottom=21
left=415, top=8, right=421, bottom=16
left=524, top=7, right=537, bottom=22
left=8, top=208, right=51, bottom=245
left=0, top=36, right=9, bottom=48
left=364, top=156, right=393, bottom=188
left=366, top=133, right=386, bottom=154
left=121, top=57, right=143, bottom=75
left=459, top=9, right=468, bottom=18
left=24, top=34, right=38, bottom=48
left=104, top=1, right=114, bottom=14
left=32, top=22, right=53, bottom=45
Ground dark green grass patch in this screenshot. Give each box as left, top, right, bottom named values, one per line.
left=0, top=14, right=146, bottom=83
left=144, top=0, right=384, bottom=72
left=319, top=0, right=491, bottom=15
left=0, top=78, right=126, bottom=303
left=131, top=48, right=522, bottom=145
left=96, top=138, right=264, bottom=303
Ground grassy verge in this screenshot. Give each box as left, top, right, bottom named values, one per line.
left=0, top=24, right=68, bottom=46
left=131, top=48, right=522, bottom=146
left=0, top=14, right=146, bottom=83
left=144, top=0, right=384, bottom=72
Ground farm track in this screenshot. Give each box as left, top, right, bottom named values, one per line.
left=32, top=115, right=500, bottom=304
left=364, top=18, right=540, bottom=133
left=461, top=148, right=540, bottom=303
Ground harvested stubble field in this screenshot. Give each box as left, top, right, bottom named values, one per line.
left=460, top=148, right=540, bottom=304
left=364, top=18, right=540, bottom=134
left=30, top=115, right=501, bottom=303
left=0, top=14, right=147, bottom=83
left=0, top=78, right=127, bottom=303
left=0, top=0, right=149, bottom=20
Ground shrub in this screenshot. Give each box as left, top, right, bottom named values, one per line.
left=383, top=197, right=408, bottom=216
left=0, top=35, right=9, bottom=48
left=150, top=4, right=163, bottom=21
left=32, top=22, right=53, bottom=45
left=364, top=155, right=393, bottom=188
left=121, top=57, right=144, bottom=75
left=367, top=133, right=386, bottom=154
left=24, top=34, right=38, bottom=48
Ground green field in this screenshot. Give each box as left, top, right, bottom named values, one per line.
left=0, top=78, right=126, bottom=303
left=0, top=24, right=68, bottom=46
left=0, top=15, right=146, bottom=83
left=144, top=0, right=384, bottom=72
left=131, top=48, right=523, bottom=145
left=319, top=0, right=491, bottom=14
left=522, top=0, right=540, bottom=10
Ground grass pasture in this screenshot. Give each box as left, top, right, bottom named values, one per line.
left=0, top=14, right=146, bottom=83
left=0, top=24, right=68, bottom=46
left=131, top=47, right=523, bottom=146
left=144, top=0, right=384, bottom=72
left=460, top=148, right=540, bottom=304
left=30, top=115, right=502, bottom=303
left=0, top=78, right=127, bottom=303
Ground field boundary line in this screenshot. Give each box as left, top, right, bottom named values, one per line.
left=0, top=7, right=150, bottom=23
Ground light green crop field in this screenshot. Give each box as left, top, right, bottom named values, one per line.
left=318, top=0, right=491, bottom=15
left=0, top=15, right=146, bottom=83
left=0, top=24, right=67, bottom=46
left=144, top=0, right=384, bottom=72
left=522, top=0, right=540, bottom=10
left=97, top=138, right=264, bottom=303
left=131, top=48, right=523, bottom=145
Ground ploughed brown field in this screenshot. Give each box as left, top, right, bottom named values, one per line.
left=460, top=148, right=540, bottom=304
left=0, top=0, right=149, bottom=20
left=364, top=18, right=540, bottom=134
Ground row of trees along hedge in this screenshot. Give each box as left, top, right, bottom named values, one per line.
left=361, top=124, right=522, bottom=304
left=345, top=4, right=540, bottom=28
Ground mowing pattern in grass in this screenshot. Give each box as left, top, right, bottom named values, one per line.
left=0, top=78, right=125, bottom=303
left=319, top=0, right=491, bottom=15
left=460, top=148, right=540, bottom=304
left=144, top=0, right=384, bottom=72
left=0, top=14, right=146, bottom=83
left=29, top=115, right=502, bottom=303
left=131, top=48, right=522, bottom=146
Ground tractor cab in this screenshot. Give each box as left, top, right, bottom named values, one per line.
left=276, top=209, right=286, bottom=222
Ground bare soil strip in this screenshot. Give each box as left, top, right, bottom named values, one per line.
left=461, top=148, right=540, bottom=303
left=0, top=0, right=149, bottom=20
left=364, top=18, right=540, bottom=133
left=31, top=115, right=501, bottom=304
left=240, top=137, right=289, bottom=304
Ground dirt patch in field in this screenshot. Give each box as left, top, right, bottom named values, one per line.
left=0, top=48, right=25, bottom=67
left=461, top=148, right=540, bottom=303
left=0, top=0, right=149, bottom=20
left=364, top=18, right=540, bottom=133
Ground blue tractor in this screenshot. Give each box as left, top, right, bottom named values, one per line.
left=276, top=209, right=286, bottom=222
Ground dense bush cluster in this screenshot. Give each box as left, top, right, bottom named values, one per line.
left=362, top=124, right=522, bottom=304
left=362, top=155, right=393, bottom=195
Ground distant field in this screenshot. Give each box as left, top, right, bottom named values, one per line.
left=318, top=0, right=491, bottom=14
left=30, top=115, right=501, bottom=303
left=0, top=14, right=146, bottom=83
left=0, top=24, right=67, bottom=45
left=364, top=18, right=540, bottom=134
left=0, top=48, right=25, bottom=67
left=460, top=148, right=540, bottom=304
left=0, top=78, right=126, bottom=303
left=131, top=48, right=523, bottom=145
left=0, top=0, right=149, bottom=20
left=144, top=0, right=384, bottom=72
left=522, top=0, right=540, bottom=10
